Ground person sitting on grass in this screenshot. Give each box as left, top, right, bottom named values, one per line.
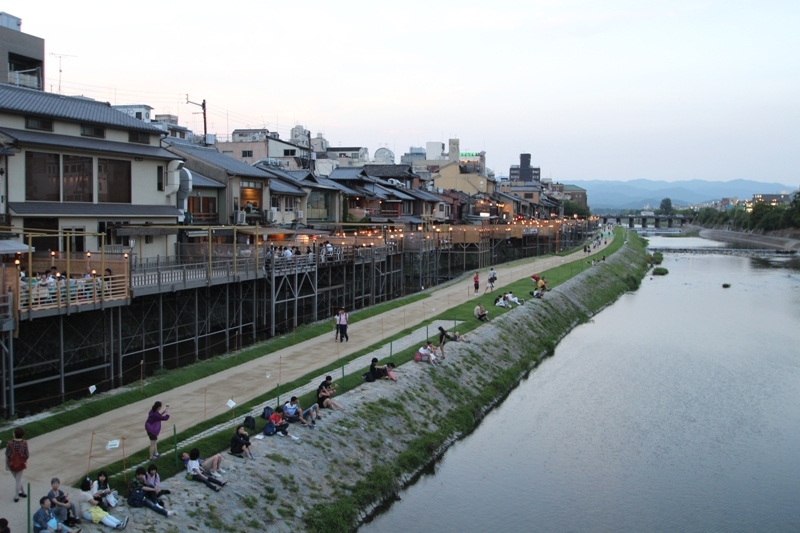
left=180, top=451, right=225, bottom=477
left=76, top=478, right=128, bottom=530
left=186, top=448, right=227, bottom=492
left=474, top=303, right=489, bottom=322
left=283, top=396, right=319, bottom=428
left=494, top=295, right=509, bottom=308
left=506, top=291, right=523, bottom=306
left=230, top=425, right=256, bottom=459
left=33, top=496, right=79, bottom=533
left=530, top=289, right=544, bottom=299
left=127, top=467, right=173, bottom=517
left=371, top=358, right=398, bottom=381
left=537, top=276, right=548, bottom=292
left=317, top=376, right=345, bottom=411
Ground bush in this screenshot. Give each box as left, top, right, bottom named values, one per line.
left=652, top=267, right=669, bottom=276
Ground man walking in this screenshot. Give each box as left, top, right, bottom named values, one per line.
left=337, top=308, right=349, bottom=342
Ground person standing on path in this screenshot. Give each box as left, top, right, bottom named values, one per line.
left=337, top=308, right=349, bottom=342
left=5, top=426, right=29, bottom=503
left=484, top=268, right=497, bottom=294
left=473, top=272, right=480, bottom=296
left=145, top=401, right=169, bottom=460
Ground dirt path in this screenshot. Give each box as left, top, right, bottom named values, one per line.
left=1, top=234, right=614, bottom=529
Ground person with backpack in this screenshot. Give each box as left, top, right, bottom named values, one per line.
left=5, top=426, right=29, bottom=503
left=127, top=468, right=173, bottom=517
left=484, top=268, right=497, bottom=294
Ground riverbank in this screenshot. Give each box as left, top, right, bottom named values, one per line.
left=107, top=235, right=648, bottom=533
left=693, top=226, right=800, bottom=251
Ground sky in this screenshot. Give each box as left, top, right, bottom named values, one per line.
left=3, top=0, right=799, bottom=185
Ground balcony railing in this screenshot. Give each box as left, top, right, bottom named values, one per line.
left=189, top=212, right=219, bottom=224
left=14, top=274, right=129, bottom=313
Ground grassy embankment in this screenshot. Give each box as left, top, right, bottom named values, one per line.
left=304, top=229, right=648, bottom=532
left=74, top=230, right=625, bottom=491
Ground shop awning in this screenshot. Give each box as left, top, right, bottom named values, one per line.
left=0, top=239, right=34, bottom=255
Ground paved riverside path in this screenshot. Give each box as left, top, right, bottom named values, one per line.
left=1, top=235, right=613, bottom=528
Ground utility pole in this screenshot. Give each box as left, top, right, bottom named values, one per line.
left=186, top=95, right=207, bottom=144
left=49, top=53, right=77, bottom=94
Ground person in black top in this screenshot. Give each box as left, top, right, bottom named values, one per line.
left=230, top=425, right=256, bottom=459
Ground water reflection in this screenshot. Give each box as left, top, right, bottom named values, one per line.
left=361, top=245, right=800, bottom=533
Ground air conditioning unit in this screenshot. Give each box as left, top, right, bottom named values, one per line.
left=250, top=134, right=259, bottom=141
left=267, top=209, right=278, bottom=222
left=235, top=211, right=247, bottom=225
left=295, top=210, right=304, bottom=219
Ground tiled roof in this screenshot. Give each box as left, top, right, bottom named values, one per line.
left=0, top=127, right=180, bottom=161
left=268, top=178, right=305, bottom=196
left=327, top=167, right=366, bottom=180
left=316, top=177, right=360, bottom=196
left=187, top=170, right=225, bottom=189
left=404, top=188, right=442, bottom=202
left=0, top=84, right=163, bottom=133
left=562, top=184, right=586, bottom=192
left=9, top=202, right=181, bottom=217
left=165, top=141, right=270, bottom=179
left=362, top=164, right=419, bottom=179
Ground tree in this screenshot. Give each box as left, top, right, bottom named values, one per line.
left=659, top=198, right=673, bottom=214
left=562, top=200, right=590, bottom=218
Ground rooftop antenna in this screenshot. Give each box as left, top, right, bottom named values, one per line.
left=49, top=53, right=77, bottom=94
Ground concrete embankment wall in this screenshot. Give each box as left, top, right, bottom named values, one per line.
left=697, top=227, right=800, bottom=251
left=121, top=242, right=648, bottom=533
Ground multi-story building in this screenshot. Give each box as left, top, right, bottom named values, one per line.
left=216, top=128, right=311, bottom=169
left=0, top=13, right=44, bottom=91
left=0, top=84, right=184, bottom=258
left=509, top=153, right=540, bottom=182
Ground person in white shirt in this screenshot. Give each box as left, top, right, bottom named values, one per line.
left=418, top=341, right=439, bottom=366
left=506, top=291, right=523, bottom=306
left=337, top=308, right=349, bottom=342
left=185, top=448, right=226, bottom=492
left=283, top=247, right=293, bottom=260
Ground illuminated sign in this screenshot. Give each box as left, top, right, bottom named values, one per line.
left=459, top=152, right=480, bottom=157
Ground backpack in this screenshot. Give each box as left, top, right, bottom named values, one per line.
left=244, top=415, right=256, bottom=431
left=127, top=487, right=145, bottom=508
left=7, top=444, right=26, bottom=471
left=262, top=421, right=276, bottom=436
left=261, top=405, right=273, bottom=420
left=362, top=372, right=375, bottom=383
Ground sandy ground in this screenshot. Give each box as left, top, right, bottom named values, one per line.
left=1, top=235, right=613, bottom=530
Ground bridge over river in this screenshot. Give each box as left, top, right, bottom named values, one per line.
left=601, top=214, right=693, bottom=228
left=648, top=247, right=798, bottom=257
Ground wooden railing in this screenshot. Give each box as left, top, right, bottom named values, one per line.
left=14, top=274, right=129, bottom=313
left=189, top=212, right=219, bottom=224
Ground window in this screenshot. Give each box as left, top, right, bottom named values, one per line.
left=128, top=131, right=150, bottom=144
left=98, top=159, right=131, bottom=203
left=438, top=203, right=445, bottom=212
left=402, top=200, right=412, bottom=214
left=25, top=151, right=60, bottom=201
left=242, top=150, right=253, bottom=158
left=62, top=155, right=93, bottom=202
left=61, top=227, right=85, bottom=253
left=271, top=195, right=281, bottom=210
left=98, top=221, right=130, bottom=248
left=145, top=235, right=154, bottom=244
left=25, top=117, right=53, bottom=131
left=135, top=112, right=142, bottom=119
left=351, top=153, right=358, bottom=159
left=283, top=149, right=296, bottom=156
left=80, top=124, right=105, bottom=138
left=157, top=166, right=164, bottom=191
left=524, top=193, right=533, bottom=199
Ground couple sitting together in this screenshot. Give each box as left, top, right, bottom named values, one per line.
left=494, top=292, right=523, bottom=308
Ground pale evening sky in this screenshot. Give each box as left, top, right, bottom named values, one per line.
left=3, top=0, right=799, bottom=185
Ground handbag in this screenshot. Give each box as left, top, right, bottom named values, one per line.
left=103, top=491, right=118, bottom=508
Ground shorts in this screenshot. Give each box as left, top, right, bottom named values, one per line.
left=147, top=432, right=159, bottom=441
left=474, top=283, right=479, bottom=290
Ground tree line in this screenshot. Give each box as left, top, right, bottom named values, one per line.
left=692, top=192, right=800, bottom=232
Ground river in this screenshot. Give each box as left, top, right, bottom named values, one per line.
left=361, top=236, right=800, bottom=533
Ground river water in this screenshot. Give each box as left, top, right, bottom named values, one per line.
left=361, top=236, right=800, bottom=533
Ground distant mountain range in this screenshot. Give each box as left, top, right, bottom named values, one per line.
left=565, top=179, right=797, bottom=211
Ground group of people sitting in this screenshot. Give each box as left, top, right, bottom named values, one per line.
left=265, top=245, right=313, bottom=261
left=494, top=292, right=524, bottom=308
